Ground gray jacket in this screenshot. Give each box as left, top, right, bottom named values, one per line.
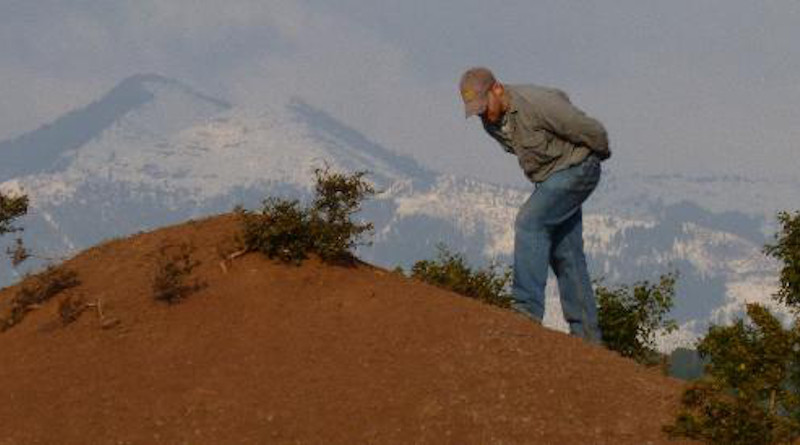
left=482, top=84, right=610, bottom=183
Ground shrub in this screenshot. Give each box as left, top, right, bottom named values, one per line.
left=410, top=243, right=513, bottom=309
left=238, top=198, right=312, bottom=265
left=1, top=265, right=80, bottom=331
left=58, top=295, right=88, bottom=325
left=595, top=272, right=678, bottom=367
left=666, top=376, right=789, bottom=445
left=151, top=241, right=205, bottom=304
left=237, top=165, right=375, bottom=266
left=308, top=166, right=375, bottom=263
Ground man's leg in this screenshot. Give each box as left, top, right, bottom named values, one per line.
left=510, top=188, right=552, bottom=322
left=512, top=155, right=602, bottom=326
left=550, top=208, right=603, bottom=344
left=511, top=164, right=591, bottom=321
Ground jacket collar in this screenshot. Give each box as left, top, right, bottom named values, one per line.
left=505, top=85, right=521, bottom=116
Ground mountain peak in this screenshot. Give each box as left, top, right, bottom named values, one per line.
left=0, top=74, right=230, bottom=181
left=113, top=73, right=231, bottom=110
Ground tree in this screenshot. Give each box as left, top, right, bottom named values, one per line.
left=1, top=190, right=29, bottom=271
left=765, top=211, right=800, bottom=312
left=595, top=272, right=678, bottom=367
left=664, top=211, right=800, bottom=444
left=0, top=191, right=28, bottom=237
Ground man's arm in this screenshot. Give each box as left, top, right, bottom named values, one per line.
left=535, top=92, right=609, bottom=156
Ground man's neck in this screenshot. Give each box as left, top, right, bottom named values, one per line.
left=500, top=87, right=511, bottom=115
left=501, top=89, right=512, bottom=113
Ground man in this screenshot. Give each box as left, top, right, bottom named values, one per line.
left=459, top=67, right=610, bottom=344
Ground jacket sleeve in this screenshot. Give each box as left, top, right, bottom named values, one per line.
left=536, top=93, right=610, bottom=157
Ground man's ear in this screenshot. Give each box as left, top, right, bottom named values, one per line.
left=491, top=82, right=504, bottom=96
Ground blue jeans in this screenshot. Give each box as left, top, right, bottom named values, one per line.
left=511, top=154, right=602, bottom=344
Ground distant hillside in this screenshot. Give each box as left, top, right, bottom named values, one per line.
left=0, top=213, right=699, bottom=444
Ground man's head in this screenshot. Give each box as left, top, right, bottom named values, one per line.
left=459, top=67, right=507, bottom=123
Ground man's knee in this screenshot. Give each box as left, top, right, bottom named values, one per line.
left=515, top=203, right=553, bottom=233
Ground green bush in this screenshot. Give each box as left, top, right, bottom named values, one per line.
left=595, top=272, right=678, bottom=367
left=1, top=265, right=80, bottom=331
left=410, top=243, right=513, bottom=309
left=238, top=198, right=312, bottom=265
left=237, top=166, right=375, bottom=266
left=309, top=166, right=375, bottom=262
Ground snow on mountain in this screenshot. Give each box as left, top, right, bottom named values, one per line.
left=589, top=171, right=799, bottom=235
left=1, top=74, right=796, bottom=353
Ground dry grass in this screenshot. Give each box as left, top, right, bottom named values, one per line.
left=150, top=240, right=206, bottom=304
left=1, top=265, right=80, bottom=331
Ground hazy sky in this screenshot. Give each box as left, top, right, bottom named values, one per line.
left=2, top=1, right=799, bottom=186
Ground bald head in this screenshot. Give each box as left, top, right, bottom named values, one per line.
left=459, top=67, right=497, bottom=118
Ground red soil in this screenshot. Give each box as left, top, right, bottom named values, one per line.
left=0, top=213, right=698, bottom=444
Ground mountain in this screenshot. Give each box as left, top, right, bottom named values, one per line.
left=1, top=74, right=797, bottom=352
left=0, top=74, right=230, bottom=181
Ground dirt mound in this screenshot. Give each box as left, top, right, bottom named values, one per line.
left=0, top=213, right=697, bottom=444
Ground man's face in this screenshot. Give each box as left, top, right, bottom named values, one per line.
left=481, top=84, right=505, bottom=124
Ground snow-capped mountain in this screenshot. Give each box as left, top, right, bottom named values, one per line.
left=1, top=74, right=797, bottom=352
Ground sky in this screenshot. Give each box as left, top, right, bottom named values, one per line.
left=1, top=0, right=799, bottom=187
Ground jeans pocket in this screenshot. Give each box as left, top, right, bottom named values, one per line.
left=578, top=155, right=601, bottom=190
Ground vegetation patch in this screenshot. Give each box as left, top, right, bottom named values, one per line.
left=595, top=272, right=678, bottom=368
left=0, top=191, right=28, bottom=237
left=58, top=295, right=88, bottom=325
left=1, top=265, right=80, bottom=331
left=663, top=302, right=800, bottom=444
left=408, top=243, right=513, bottom=309
left=664, top=210, right=800, bottom=444
left=237, top=165, right=375, bottom=266
left=150, top=241, right=205, bottom=304
left=764, top=211, right=800, bottom=312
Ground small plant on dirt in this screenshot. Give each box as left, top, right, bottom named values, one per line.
left=58, top=295, right=88, bottom=325
left=237, top=165, right=376, bottom=266
left=6, top=237, right=30, bottom=267
left=151, top=241, right=205, bottom=304
left=595, top=272, right=678, bottom=367
left=237, top=198, right=313, bottom=265
left=1, top=265, right=80, bottom=331
left=410, top=243, right=513, bottom=309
